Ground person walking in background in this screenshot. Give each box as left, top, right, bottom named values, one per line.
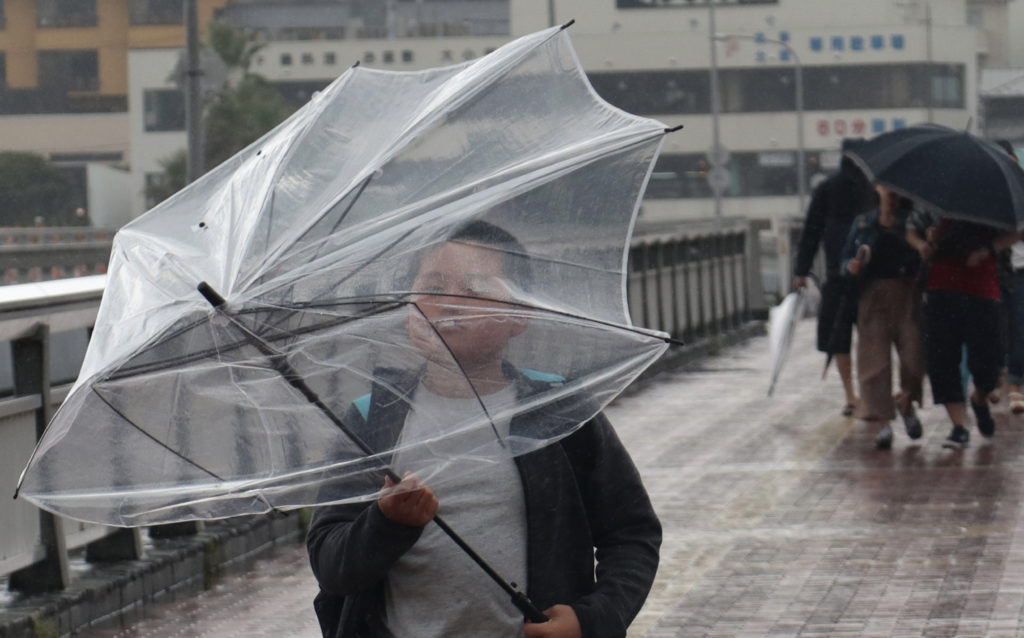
left=907, top=209, right=1022, bottom=448
left=841, top=186, right=924, bottom=449
left=793, top=138, right=879, bottom=417
left=991, top=140, right=1024, bottom=415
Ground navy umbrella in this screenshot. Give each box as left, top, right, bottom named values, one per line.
left=845, top=124, right=1024, bottom=231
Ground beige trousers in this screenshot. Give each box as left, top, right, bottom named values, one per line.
left=855, top=278, right=924, bottom=421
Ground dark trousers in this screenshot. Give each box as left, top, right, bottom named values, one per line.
left=926, top=290, right=1002, bottom=405
left=1008, top=270, right=1024, bottom=386
left=817, top=277, right=856, bottom=354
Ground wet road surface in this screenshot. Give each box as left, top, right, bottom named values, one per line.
left=78, top=320, right=1024, bottom=637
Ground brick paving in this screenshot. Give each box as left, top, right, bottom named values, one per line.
left=75, top=320, right=1024, bottom=637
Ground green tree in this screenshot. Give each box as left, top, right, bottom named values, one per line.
left=0, top=152, right=76, bottom=227
left=145, top=21, right=293, bottom=207
left=204, top=73, right=291, bottom=170
left=144, top=149, right=188, bottom=208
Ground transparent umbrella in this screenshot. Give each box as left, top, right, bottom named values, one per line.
left=17, top=23, right=673, bottom=564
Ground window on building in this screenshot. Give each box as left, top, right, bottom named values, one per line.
left=719, top=68, right=796, bottom=112
left=643, top=154, right=714, bottom=199
left=143, top=89, right=185, bottom=132
left=588, top=70, right=710, bottom=115
left=592, top=63, right=965, bottom=116
left=130, top=0, right=183, bottom=26
left=967, top=7, right=984, bottom=28
left=301, top=53, right=314, bottom=65
left=804, top=63, right=964, bottom=111
left=929, top=64, right=964, bottom=109
left=383, top=51, right=395, bottom=63
left=363, top=51, right=375, bottom=64
left=402, top=50, right=414, bottom=63
left=37, top=0, right=97, bottom=28
left=324, top=52, right=337, bottom=65
left=38, top=50, right=99, bottom=92
left=645, top=150, right=820, bottom=200
left=281, top=53, right=293, bottom=66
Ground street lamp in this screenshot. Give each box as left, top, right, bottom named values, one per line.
left=712, top=32, right=806, bottom=216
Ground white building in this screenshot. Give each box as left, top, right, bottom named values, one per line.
left=128, top=0, right=986, bottom=225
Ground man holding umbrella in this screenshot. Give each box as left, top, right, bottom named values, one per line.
left=306, top=222, right=662, bottom=638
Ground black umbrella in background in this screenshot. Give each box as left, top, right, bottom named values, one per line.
left=845, top=124, right=1024, bottom=231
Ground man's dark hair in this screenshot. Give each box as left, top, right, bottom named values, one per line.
left=403, top=219, right=533, bottom=292
left=447, top=219, right=533, bottom=290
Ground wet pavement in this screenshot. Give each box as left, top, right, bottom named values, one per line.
left=76, top=319, right=1024, bottom=637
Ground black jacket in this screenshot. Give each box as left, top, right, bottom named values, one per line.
left=795, top=158, right=878, bottom=278
left=306, top=366, right=661, bottom=638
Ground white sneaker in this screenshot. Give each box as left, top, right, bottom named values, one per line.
left=875, top=424, right=893, bottom=449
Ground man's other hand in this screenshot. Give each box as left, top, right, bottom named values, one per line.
left=523, top=604, right=582, bottom=638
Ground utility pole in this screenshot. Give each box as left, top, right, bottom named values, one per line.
left=925, top=1, right=933, bottom=124
left=184, top=0, right=203, bottom=184
left=708, top=1, right=723, bottom=218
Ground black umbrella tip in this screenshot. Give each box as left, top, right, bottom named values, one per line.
left=665, top=125, right=684, bottom=134
left=560, top=19, right=575, bottom=30
left=197, top=282, right=226, bottom=308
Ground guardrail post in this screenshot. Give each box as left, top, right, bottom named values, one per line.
left=695, top=238, right=707, bottom=337
left=86, top=527, right=144, bottom=562
left=715, top=234, right=729, bottom=333
left=745, top=222, right=767, bottom=317
left=635, top=243, right=651, bottom=329
left=667, top=239, right=681, bottom=339
left=7, top=323, right=70, bottom=593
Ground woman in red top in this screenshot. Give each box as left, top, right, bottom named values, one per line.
left=907, top=215, right=1022, bottom=448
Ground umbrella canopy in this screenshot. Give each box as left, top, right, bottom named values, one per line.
left=17, top=25, right=672, bottom=527
left=845, top=124, right=1024, bottom=231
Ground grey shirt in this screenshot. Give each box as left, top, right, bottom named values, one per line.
left=385, top=384, right=527, bottom=637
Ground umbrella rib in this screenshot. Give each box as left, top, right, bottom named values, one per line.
left=399, top=290, right=672, bottom=342
left=91, top=387, right=228, bottom=483
left=105, top=301, right=406, bottom=380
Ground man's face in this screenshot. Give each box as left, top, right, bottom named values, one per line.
left=408, top=242, right=527, bottom=366
left=875, top=184, right=901, bottom=211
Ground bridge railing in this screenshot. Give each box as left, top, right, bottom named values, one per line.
left=0, top=219, right=763, bottom=593
left=0, top=227, right=114, bottom=285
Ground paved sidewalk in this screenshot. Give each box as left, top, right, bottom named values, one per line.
left=79, top=320, right=1024, bottom=637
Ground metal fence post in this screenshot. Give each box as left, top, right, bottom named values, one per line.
left=7, top=324, right=70, bottom=593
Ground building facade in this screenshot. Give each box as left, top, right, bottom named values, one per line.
left=0, top=0, right=229, bottom=226
left=206, top=0, right=980, bottom=223
left=3, top=1, right=996, bottom=225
